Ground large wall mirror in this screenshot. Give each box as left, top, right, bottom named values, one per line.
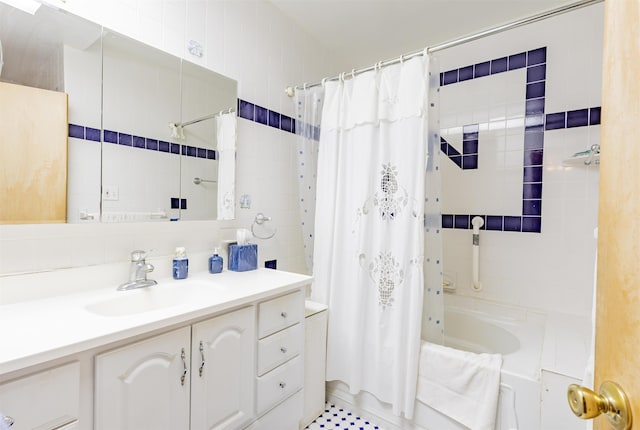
left=0, top=2, right=237, bottom=224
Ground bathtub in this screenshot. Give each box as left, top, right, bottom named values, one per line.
left=326, top=294, right=547, bottom=430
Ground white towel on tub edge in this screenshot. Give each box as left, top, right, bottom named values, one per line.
left=417, top=341, right=502, bottom=430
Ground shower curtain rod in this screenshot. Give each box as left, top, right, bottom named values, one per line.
left=177, top=107, right=235, bottom=128
left=284, top=0, right=602, bottom=96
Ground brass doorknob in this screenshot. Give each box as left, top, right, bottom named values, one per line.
left=567, top=381, right=632, bottom=430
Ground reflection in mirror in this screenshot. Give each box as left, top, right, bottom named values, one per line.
left=101, top=30, right=182, bottom=222
left=100, top=32, right=238, bottom=222
left=178, top=60, right=237, bottom=221
left=0, top=3, right=237, bottom=224
left=0, top=3, right=102, bottom=224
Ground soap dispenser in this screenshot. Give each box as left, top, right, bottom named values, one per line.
left=173, top=247, right=189, bottom=279
left=209, top=248, right=223, bottom=274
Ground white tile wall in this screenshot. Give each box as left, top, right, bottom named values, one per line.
left=438, top=3, right=603, bottom=317
left=4, top=0, right=602, bottom=319
left=0, top=1, right=345, bottom=287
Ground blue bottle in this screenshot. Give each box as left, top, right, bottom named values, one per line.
left=173, top=247, right=188, bottom=280
left=208, top=248, right=223, bottom=274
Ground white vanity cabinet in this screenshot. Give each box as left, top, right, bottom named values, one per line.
left=95, top=306, right=256, bottom=430
left=0, top=362, right=80, bottom=430
left=250, top=290, right=305, bottom=429
left=190, top=306, right=255, bottom=430
left=94, top=326, right=192, bottom=430
left=0, top=269, right=312, bottom=430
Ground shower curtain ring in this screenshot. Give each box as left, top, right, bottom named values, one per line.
left=303, top=82, right=308, bottom=90
left=322, top=77, right=328, bottom=86
left=351, top=69, right=356, bottom=79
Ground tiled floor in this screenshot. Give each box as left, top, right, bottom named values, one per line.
left=306, top=403, right=384, bottom=430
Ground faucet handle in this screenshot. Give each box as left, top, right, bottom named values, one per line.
left=130, top=250, right=147, bottom=262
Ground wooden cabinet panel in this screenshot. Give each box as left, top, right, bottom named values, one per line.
left=0, top=82, right=68, bottom=223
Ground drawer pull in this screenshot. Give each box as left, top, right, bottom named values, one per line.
left=2, top=415, right=14, bottom=427
left=281, top=311, right=288, bottom=318
left=279, top=381, right=286, bottom=389
left=280, top=346, right=288, bottom=354
left=180, top=348, right=188, bottom=386
left=199, top=341, right=206, bottom=377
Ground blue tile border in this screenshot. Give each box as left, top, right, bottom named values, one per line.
left=440, top=123, right=479, bottom=171
left=170, top=197, right=187, bottom=210
left=440, top=47, right=549, bottom=233
left=440, top=46, right=601, bottom=233
left=68, top=123, right=217, bottom=160
left=439, top=48, right=547, bottom=87
left=72, top=96, right=304, bottom=158
left=237, top=98, right=297, bottom=135
left=545, top=107, right=601, bottom=130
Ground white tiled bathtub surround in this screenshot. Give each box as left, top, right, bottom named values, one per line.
left=438, top=3, right=603, bottom=318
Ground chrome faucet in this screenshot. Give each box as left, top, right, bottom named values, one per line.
left=118, top=250, right=158, bottom=291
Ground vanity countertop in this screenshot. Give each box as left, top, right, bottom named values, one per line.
left=0, top=269, right=312, bottom=375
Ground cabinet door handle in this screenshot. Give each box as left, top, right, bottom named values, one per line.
left=280, top=346, right=287, bottom=354
left=180, top=348, right=188, bottom=386
left=279, top=381, right=286, bottom=389
left=199, top=341, right=206, bottom=377
left=281, top=311, right=288, bottom=318
left=2, top=415, right=14, bottom=427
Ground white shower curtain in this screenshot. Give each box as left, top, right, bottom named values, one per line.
left=312, top=56, right=429, bottom=418
left=216, top=111, right=236, bottom=220
left=295, top=87, right=324, bottom=273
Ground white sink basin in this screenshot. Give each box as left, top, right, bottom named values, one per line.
left=85, top=284, right=203, bottom=317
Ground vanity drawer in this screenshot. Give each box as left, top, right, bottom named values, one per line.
left=256, top=356, right=303, bottom=415
left=244, top=389, right=303, bottom=430
left=258, top=290, right=304, bottom=339
left=0, top=362, right=80, bottom=430
left=257, top=323, right=303, bottom=376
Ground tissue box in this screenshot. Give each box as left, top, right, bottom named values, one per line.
left=228, top=244, right=258, bottom=272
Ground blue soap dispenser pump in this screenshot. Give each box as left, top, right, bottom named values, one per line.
left=173, top=247, right=189, bottom=279
left=209, top=248, right=223, bottom=274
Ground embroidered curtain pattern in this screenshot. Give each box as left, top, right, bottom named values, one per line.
left=312, top=56, right=430, bottom=418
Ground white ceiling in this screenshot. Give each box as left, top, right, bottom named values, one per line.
left=269, top=0, right=579, bottom=69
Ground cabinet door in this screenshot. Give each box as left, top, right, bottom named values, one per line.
left=95, top=326, right=191, bottom=430
left=0, top=362, right=80, bottom=430
left=191, top=306, right=256, bottom=430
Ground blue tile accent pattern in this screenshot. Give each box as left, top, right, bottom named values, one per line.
left=306, top=403, right=382, bottom=430
left=68, top=124, right=217, bottom=160
left=170, top=198, right=188, bottom=210
left=238, top=98, right=297, bottom=135
left=440, top=123, right=480, bottom=170
left=440, top=46, right=601, bottom=233
left=545, top=107, right=601, bottom=130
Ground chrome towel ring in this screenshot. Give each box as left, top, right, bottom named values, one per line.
left=251, top=213, right=277, bottom=239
